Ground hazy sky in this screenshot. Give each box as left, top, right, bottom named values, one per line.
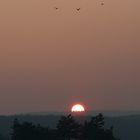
left=0, top=0, right=140, bottom=114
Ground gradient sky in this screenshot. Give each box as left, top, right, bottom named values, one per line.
left=0, top=0, right=140, bottom=114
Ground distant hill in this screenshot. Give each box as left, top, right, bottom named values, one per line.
left=24, top=110, right=140, bottom=116
left=0, top=114, right=140, bottom=140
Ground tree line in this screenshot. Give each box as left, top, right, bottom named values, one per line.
left=11, top=113, right=119, bottom=140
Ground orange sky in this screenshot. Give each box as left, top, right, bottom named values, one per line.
left=0, top=0, right=140, bottom=114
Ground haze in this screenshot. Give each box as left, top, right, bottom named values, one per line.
left=0, top=0, right=140, bottom=114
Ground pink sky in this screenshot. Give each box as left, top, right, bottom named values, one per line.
left=0, top=0, right=140, bottom=114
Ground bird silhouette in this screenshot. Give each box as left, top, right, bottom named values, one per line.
left=76, top=8, right=81, bottom=11
left=101, top=2, right=104, bottom=6
left=54, top=7, right=59, bottom=10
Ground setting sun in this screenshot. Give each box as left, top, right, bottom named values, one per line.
left=71, top=104, right=85, bottom=112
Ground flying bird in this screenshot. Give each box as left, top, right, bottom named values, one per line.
left=101, top=2, right=104, bottom=6
left=54, top=7, right=59, bottom=10
left=76, top=8, right=81, bottom=11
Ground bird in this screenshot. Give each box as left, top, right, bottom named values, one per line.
left=54, top=7, right=59, bottom=10
left=76, top=8, right=81, bottom=11
left=101, top=2, right=104, bottom=6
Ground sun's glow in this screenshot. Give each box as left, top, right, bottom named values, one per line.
left=71, top=104, right=85, bottom=112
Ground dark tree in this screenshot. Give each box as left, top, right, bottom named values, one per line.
left=81, top=113, right=119, bottom=140
left=11, top=118, right=21, bottom=140
left=11, top=119, right=50, bottom=140
left=57, top=114, right=81, bottom=140
left=11, top=114, right=119, bottom=140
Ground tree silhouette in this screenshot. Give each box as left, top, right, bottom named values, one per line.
left=11, top=119, right=50, bottom=140
left=11, top=118, right=21, bottom=140
left=57, top=114, right=81, bottom=140
left=11, top=114, right=119, bottom=140
left=81, top=114, right=119, bottom=140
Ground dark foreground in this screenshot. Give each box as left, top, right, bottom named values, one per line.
left=0, top=114, right=140, bottom=140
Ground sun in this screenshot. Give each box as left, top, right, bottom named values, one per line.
left=71, top=104, right=85, bottom=112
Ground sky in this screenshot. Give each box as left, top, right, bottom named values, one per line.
left=0, top=0, right=140, bottom=114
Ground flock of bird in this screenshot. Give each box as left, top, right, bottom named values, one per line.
left=54, top=2, right=105, bottom=11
